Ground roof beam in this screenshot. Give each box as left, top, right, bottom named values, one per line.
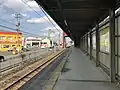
left=47, top=8, right=107, bottom=12
left=61, top=0, right=115, bottom=8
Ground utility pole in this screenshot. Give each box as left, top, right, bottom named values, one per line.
left=15, top=13, right=22, bottom=53
left=48, top=29, right=54, bottom=46
left=50, top=29, right=61, bottom=49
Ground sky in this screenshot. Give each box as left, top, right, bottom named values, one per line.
left=0, top=0, right=63, bottom=41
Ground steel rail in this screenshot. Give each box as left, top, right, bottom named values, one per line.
left=0, top=49, right=65, bottom=90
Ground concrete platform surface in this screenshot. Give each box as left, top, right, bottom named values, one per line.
left=54, top=47, right=119, bottom=90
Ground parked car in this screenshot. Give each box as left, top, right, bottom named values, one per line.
left=49, top=46, right=54, bottom=51
left=0, top=55, right=4, bottom=62
left=22, top=46, right=29, bottom=52
left=8, top=47, right=13, bottom=52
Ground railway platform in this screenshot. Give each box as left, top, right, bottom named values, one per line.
left=53, top=47, right=119, bottom=90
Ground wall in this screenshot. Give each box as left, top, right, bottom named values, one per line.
left=0, top=32, right=22, bottom=51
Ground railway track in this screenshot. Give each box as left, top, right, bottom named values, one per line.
left=0, top=51, right=53, bottom=82
left=0, top=49, right=65, bottom=90
left=0, top=51, right=50, bottom=73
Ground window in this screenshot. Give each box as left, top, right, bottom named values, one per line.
left=92, top=32, right=96, bottom=49
left=41, top=42, right=47, bottom=44
left=100, top=25, right=110, bottom=52
left=18, top=37, right=21, bottom=40
left=0, top=36, right=5, bottom=40
left=12, top=45, right=15, bottom=46
left=3, top=45, right=9, bottom=48
left=7, top=36, right=12, bottom=40
left=43, top=42, right=47, bottom=44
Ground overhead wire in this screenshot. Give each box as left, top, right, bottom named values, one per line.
left=0, top=3, right=43, bottom=37
left=21, top=0, right=62, bottom=34
left=39, top=7, right=61, bottom=33
left=0, top=24, right=39, bottom=36
left=0, top=0, right=62, bottom=37
left=0, top=18, right=41, bottom=36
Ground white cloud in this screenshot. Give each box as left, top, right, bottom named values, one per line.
left=40, top=26, right=62, bottom=34
left=27, top=15, right=60, bottom=29
left=43, top=26, right=56, bottom=31
left=39, top=26, right=62, bottom=40
left=26, top=16, right=57, bottom=24
left=3, top=0, right=40, bottom=13
left=4, top=0, right=26, bottom=12
left=27, top=16, right=47, bottom=23
left=21, top=13, right=29, bottom=17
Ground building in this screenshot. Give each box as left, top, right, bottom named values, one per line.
left=0, top=31, right=22, bottom=51
left=24, top=37, right=41, bottom=48
left=41, top=38, right=53, bottom=48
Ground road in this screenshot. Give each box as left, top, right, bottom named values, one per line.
left=0, top=47, right=48, bottom=59
left=0, top=47, right=53, bottom=75
left=0, top=51, right=12, bottom=57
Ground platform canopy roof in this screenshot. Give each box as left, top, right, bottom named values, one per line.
left=35, top=0, right=119, bottom=40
